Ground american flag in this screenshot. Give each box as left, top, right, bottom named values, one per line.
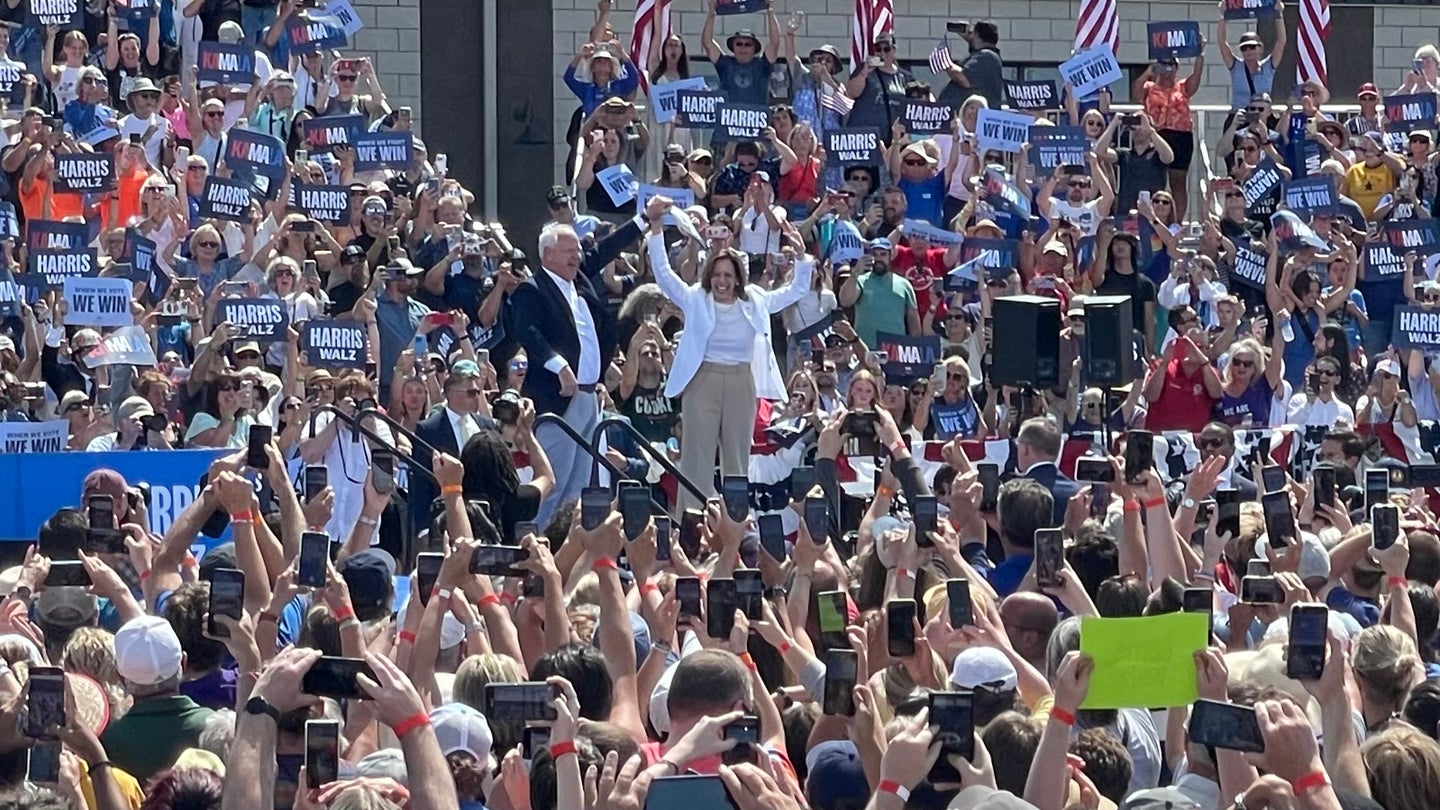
left=628, top=0, right=673, bottom=94
left=928, top=37, right=955, bottom=74
left=1074, top=0, right=1119, bottom=55
left=821, top=83, right=854, bottom=116
left=1296, top=0, right=1330, bottom=87
left=850, top=0, right=894, bottom=70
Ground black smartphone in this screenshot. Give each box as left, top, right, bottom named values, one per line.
left=207, top=567, right=244, bottom=638
left=1262, top=491, right=1295, bottom=545
left=87, top=494, right=114, bottom=532
left=707, top=578, right=738, bottom=638
left=1034, top=528, right=1064, bottom=589
left=841, top=410, right=876, bottom=438
left=484, top=682, right=560, bottom=722
left=1240, top=575, right=1283, bottom=604
left=675, top=576, right=702, bottom=619
left=947, top=20, right=970, bottom=34
left=1089, top=483, right=1110, bottom=519
left=818, top=590, right=848, bottom=651
left=247, top=424, right=272, bottom=469
left=757, top=514, right=787, bottom=562
left=44, top=561, right=90, bottom=588
left=522, top=726, right=551, bottom=762
left=790, top=466, right=814, bottom=501
left=298, top=531, right=329, bottom=588
left=620, top=486, right=650, bottom=541
left=303, top=656, right=376, bottom=700
left=24, top=666, right=64, bottom=738
left=514, top=520, right=539, bottom=543
left=679, top=509, right=705, bottom=559
left=1313, top=466, right=1336, bottom=509
left=1074, top=457, right=1116, bottom=483
left=305, top=719, right=341, bottom=787
left=1366, top=469, right=1390, bottom=511
left=721, top=476, right=749, bottom=522
left=928, top=690, right=975, bottom=783
left=303, top=465, right=328, bottom=502
left=1247, top=559, right=1271, bottom=577
left=1196, top=498, right=1215, bottom=533
left=1216, top=488, right=1241, bottom=538
left=1183, top=587, right=1211, bottom=614
left=734, top=569, right=764, bottom=620
left=1372, top=503, right=1400, bottom=551
left=655, top=516, right=672, bottom=562
left=1124, top=430, right=1153, bottom=484
left=1261, top=465, right=1287, bottom=494
left=1286, top=604, right=1329, bottom=681
left=821, top=648, right=858, bottom=716
left=977, top=462, right=1000, bottom=511
left=415, top=552, right=444, bottom=606
left=887, top=599, right=917, bottom=658
left=913, top=495, right=938, bottom=537
left=947, top=579, right=973, bottom=628
left=723, top=714, right=760, bottom=745
left=644, top=774, right=733, bottom=810
left=804, top=496, right=829, bottom=541
left=1188, top=699, right=1265, bottom=753
left=580, top=487, right=611, bottom=532
left=470, top=545, right=530, bottom=578
left=27, top=740, right=61, bottom=783
left=371, top=447, right=396, bottom=495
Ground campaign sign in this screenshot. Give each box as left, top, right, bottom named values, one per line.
left=224, top=128, right=286, bottom=179
left=716, top=103, right=769, bottom=140
left=0, top=421, right=67, bottom=454
left=1028, top=126, right=1087, bottom=174
left=31, top=0, right=80, bottom=29
left=0, top=203, right=19, bottom=240
left=25, top=219, right=87, bottom=252
left=674, top=89, right=724, bottom=130
left=52, top=153, right=114, bottom=193
left=286, top=12, right=348, bottom=55
left=199, top=176, right=254, bottom=222
left=123, top=229, right=156, bottom=277
left=319, top=0, right=363, bottom=36
left=1283, top=175, right=1338, bottom=217
left=1270, top=210, right=1327, bottom=253
left=1393, top=305, right=1440, bottom=350
left=901, top=100, right=952, bottom=136
left=637, top=184, right=695, bottom=226
left=876, top=332, right=941, bottom=380
left=1146, top=22, right=1202, bottom=61
left=715, top=0, right=769, bottom=13
left=959, top=237, right=1018, bottom=276
left=596, top=164, right=638, bottom=207
left=1384, top=219, right=1440, bottom=258
left=825, top=129, right=881, bottom=167
left=903, top=219, right=961, bottom=247
left=63, top=277, right=132, bottom=327
left=651, top=77, right=708, bottom=124
left=1366, top=242, right=1406, bottom=280
left=115, top=0, right=153, bottom=26
left=975, top=109, right=1031, bottom=153
left=302, top=114, right=364, bottom=153
left=28, top=248, right=96, bottom=288
left=1224, top=0, right=1277, bottom=19
left=982, top=167, right=1031, bottom=219
left=1230, top=239, right=1268, bottom=290
left=1060, top=47, right=1123, bottom=99
left=0, top=60, right=22, bottom=96
left=1241, top=157, right=1282, bottom=214
left=83, top=325, right=156, bottom=368
left=1005, top=80, right=1057, bottom=111
left=219, top=298, right=289, bottom=343
left=353, top=132, right=414, bottom=171
left=295, top=184, right=350, bottom=224
left=1383, top=93, right=1436, bottom=133
left=197, top=42, right=255, bottom=85
left=302, top=319, right=366, bottom=368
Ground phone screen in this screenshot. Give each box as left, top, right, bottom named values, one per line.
left=416, top=553, right=444, bottom=605
left=302, top=657, right=376, bottom=700
left=734, top=569, right=764, bottom=620
left=721, top=476, right=749, bottom=522
left=1366, top=469, right=1390, bottom=510
left=247, top=425, right=272, bottom=469
left=679, top=510, right=705, bottom=559
left=1262, top=491, right=1295, bottom=545
left=758, top=514, right=787, bottom=562
left=1241, top=576, right=1282, bottom=604
left=522, top=726, right=552, bottom=762
left=1313, top=467, right=1336, bottom=508
left=1183, top=588, right=1211, bottom=614
left=371, top=448, right=396, bottom=495
left=1261, top=465, right=1286, bottom=494
left=723, top=715, right=760, bottom=745
left=804, top=496, right=829, bottom=541
left=304, top=465, right=328, bottom=502
left=580, top=487, right=611, bottom=531
left=28, top=741, right=61, bottom=783
left=1215, top=488, right=1241, bottom=538
left=1074, top=457, right=1116, bottom=483
left=485, top=682, right=560, bottom=722
left=45, top=561, right=90, bottom=588
left=207, top=568, right=244, bottom=638
left=821, top=649, right=857, bottom=716
left=887, top=599, right=917, bottom=657
left=790, top=466, right=814, bottom=501
left=305, top=720, right=341, bottom=787
left=675, top=577, right=702, bottom=618
left=87, top=495, right=114, bottom=531
left=470, top=545, right=530, bottom=578
left=514, top=521, right=539, bottom=543
left=298, top=531, right=329, bottom=588
left=655, top=516, right=672, bottom=561
left=1124, top=431, right=1153, bottom=483
left=913, top=495, right=938, bottom=536
left=1189, top=700, right=1265, bottom=753
left=644, top=775, right=733, bottom=810
left=1286, top=605, right=1328, bottom=681
left=620, top=486, right=650, bottom=541
left=977, top=463, right=1000, bottom=511
left=928, top=691, right=974, bottom=783
left=24, top=667, right=65, bottom=738
left=1372, top=504, right=1400, bottom=550
left=1034, top=529, right=1064, bottom=589
left=947, top=579, right=973, bottom=628
left=708, top=579, right=738, bottom=638
left=818, top=590, right=848, bottom=651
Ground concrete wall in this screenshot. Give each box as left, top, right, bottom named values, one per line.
left=546, top=0, right=1440, bottom=183
left=340, top=0, right=423, bottom=127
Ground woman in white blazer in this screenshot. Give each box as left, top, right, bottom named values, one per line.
left=642, top=195, right=814, bottom=512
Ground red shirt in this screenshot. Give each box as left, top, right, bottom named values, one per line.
left=1147, top=358, right=1215, bottom=432
left=893, top=245, right=949, bottom=316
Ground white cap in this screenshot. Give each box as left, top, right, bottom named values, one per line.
left=429, top=703, right=493, bottom=764
left=115, top=615, right=183, bottom=685
left=397, top=599, right=465, bottom=649
left=950, top=647, right=1019, bottom=691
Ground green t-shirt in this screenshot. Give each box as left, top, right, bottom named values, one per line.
left=852, top=271, right=917, bottom=347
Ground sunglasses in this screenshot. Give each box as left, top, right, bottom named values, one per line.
left=1318, top=369, right=1338, bottom=377
left=187, top=165, right=207, bottom=172
left=1068, top=181, right=1089, bottom=188
left=1247, top=107, right=1268, bottom=115
left=510, top=361, right=529, bottom=371
left=205, top=111, right=224, bottom=118
left=63, top=402, right=92, bottom=413
left=903, top=159, right=927, bottom=167
left=1243, top=146, right=1259, bottom=153
left=1240, top=43, right=1261, bottom=50
left=874, top=44, right=894, bottom=53
left=337, top=74, right=358, bottom=82
left=1198, top=437, right=1225, bottom=449
left=218, top=383, right=240, bottom=392
left=1231, top=359, right=1255, bottom=368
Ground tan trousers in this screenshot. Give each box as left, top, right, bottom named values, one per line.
left=678, top=362, right=756, bottom=514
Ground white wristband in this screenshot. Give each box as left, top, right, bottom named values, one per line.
left=437, top=587, right=453, bottom=601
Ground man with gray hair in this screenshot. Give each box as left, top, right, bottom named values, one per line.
left=1012, top=416, right=1080, bottom=527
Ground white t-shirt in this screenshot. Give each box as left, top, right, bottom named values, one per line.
left=1051, top=198, right=1101, bottom=236
left=118, top=112, right=171, bottom=170
left=306, top=411, right=393, bottom=543
left=736, top=205, right=787, bottom=255
left=704, top=300, right=756, bottom=364
left=54, top=66, right=82, bottom=110
left=1287, top=392, right=1355, bottom=427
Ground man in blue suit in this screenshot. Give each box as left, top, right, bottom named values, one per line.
left=1013, top=417, right=1081, bottom=527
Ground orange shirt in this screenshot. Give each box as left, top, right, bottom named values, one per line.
left=114, top=168, right=150, bottom=228
left=19, top=173, right=84, bottom=222
left=1143, top=80, right=1193, bottom=132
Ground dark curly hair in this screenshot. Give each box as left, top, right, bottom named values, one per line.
left=140, top=767, right=224, bottom=810
left=163, top=583, right=225, bottom=673
left=530, top=643, right=612, bottom=721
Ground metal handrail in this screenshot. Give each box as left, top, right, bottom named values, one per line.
left=533, top=413, right=628, bottom=488
left=355, top=407, right=442, bottom=464
left=312, top=405, right=439, bottom=488
left=591, top=416, right=708, bottom=506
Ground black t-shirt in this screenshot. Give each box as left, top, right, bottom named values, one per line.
left=620, top=381, right=678, bottom=444
left=498, top=483, right=541, bottom=544
left=106, top=61, right=163, bottom=114
left=1096, top=268, right=1156, bottom=336
left=328, top=281, right=362, bottom=316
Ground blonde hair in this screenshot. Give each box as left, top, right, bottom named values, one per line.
left=1361, top=724, right=1440, bottom=810
left=62, top=626, right=128, bottom=718
left=188, top=224, right=223, bottom=255
left=1352, top=625, right=1422, bottom=707
left=847, top=369, right=880, bottom=408
left=452, top=652, right=526, bottom=712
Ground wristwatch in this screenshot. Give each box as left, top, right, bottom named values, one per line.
left=244, top=696, right=282, bottom=724
left=1181, top=497, right=1197, bottom=510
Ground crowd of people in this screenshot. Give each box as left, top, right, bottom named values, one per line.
left=0, top=0, right=1438, bottom=809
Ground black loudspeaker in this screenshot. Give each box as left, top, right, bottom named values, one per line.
left=991, top=295, right=1060, bottom=388
left=1082, top=295, right=1134, bottom=387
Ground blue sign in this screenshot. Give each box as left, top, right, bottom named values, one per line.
left=197, top=42, right=256, bottom=85
left=225, top=128, right=286, bottom=179
left=1146, top=22, right=1202, bottom=60
left=1283, top=175, right=1338, bottom=217
left=286, top=12, right=348, bottom=55
left=1383, top=93, right=1436, bottom=134
left=1028, top=126, right=1087, bottom=174
left=1224, top=0, right=1276, bottom=19
left=1005, top=80, right=1056, bottom=111
left=352, top=131, right=414, bottom=171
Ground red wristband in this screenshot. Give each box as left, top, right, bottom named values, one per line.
left=1142, top=496, right=1167, bottom=511
left=1388, top=575, right=1409, bottom=589
left=1123, top=500, right=1141, bottom=514
left=1051, top=707, right=1076, bottom=727
left=592, top=557, right=618, bottom=572
left=478, top=594, right=502, bottom=608
left=398, top=630, right=417, bottom=643
left=229, top=511, right=253, bottom=523
left=138, top=570, right=151, bottom=581
left=739, top=652, right=757, bottom=671
left=1291, top=770, right=1330, bottom=793
left=640, top=582, right=659, bottom=596
left=499, top=592, right=518, bottom=606
left=549, top=740, right=577, bottom=758
left=333, top=605, right=355, bottom=622
left=877, top=780, right=910, bottom=802
left=392, top=712, right=430, bottom=738
left=778, top=641, right=792, bottom=654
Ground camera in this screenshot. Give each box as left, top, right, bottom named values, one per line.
left=492, top=389, right=522, bottom=425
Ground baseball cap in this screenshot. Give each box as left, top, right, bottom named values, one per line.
left=950, top=786, right=1041, bottom=810
left=355, top=748, right=408, bottom=786
left=338, top=548, right=397, bottom=616
left=545, top=185, right=570, bottom=205
left=804, top=741, right=870, bottom=810
left=35, top=587, right=97, bottom=630
left=116, top=397, right=155, bottom=423
left=1376, top=358, right=1402, bottom=377
left=951, top=647, right=1019, bottom=691
left=233, top=341, right=263, bottom=357
left=197, top=542, right=239, bottom=582
left=82, top=469, right=127, bottom=502
left=340, top=244, right=366, bottom=263
left=1238, top=31, right=1263, bottom=47
left=0, top=336, right=14, bottom=354
left=389, top=257, right=423, bottom=277
left=1120, top=788, right=1202, bottom=810
left=1358, top=82, right=1380, bottom=99
left=868, top=237, right=893, bottom=252
left=172, top=747, right=226, bottom=776
left=72, top=328, right=102, bottom=349
left=1043, top=239, right=1068, bottom=255
left=114, top=615, right=184, bottom=685
left=60, top=390, right=91, bottom=413
left=430, top=703, right=494, bottom=762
